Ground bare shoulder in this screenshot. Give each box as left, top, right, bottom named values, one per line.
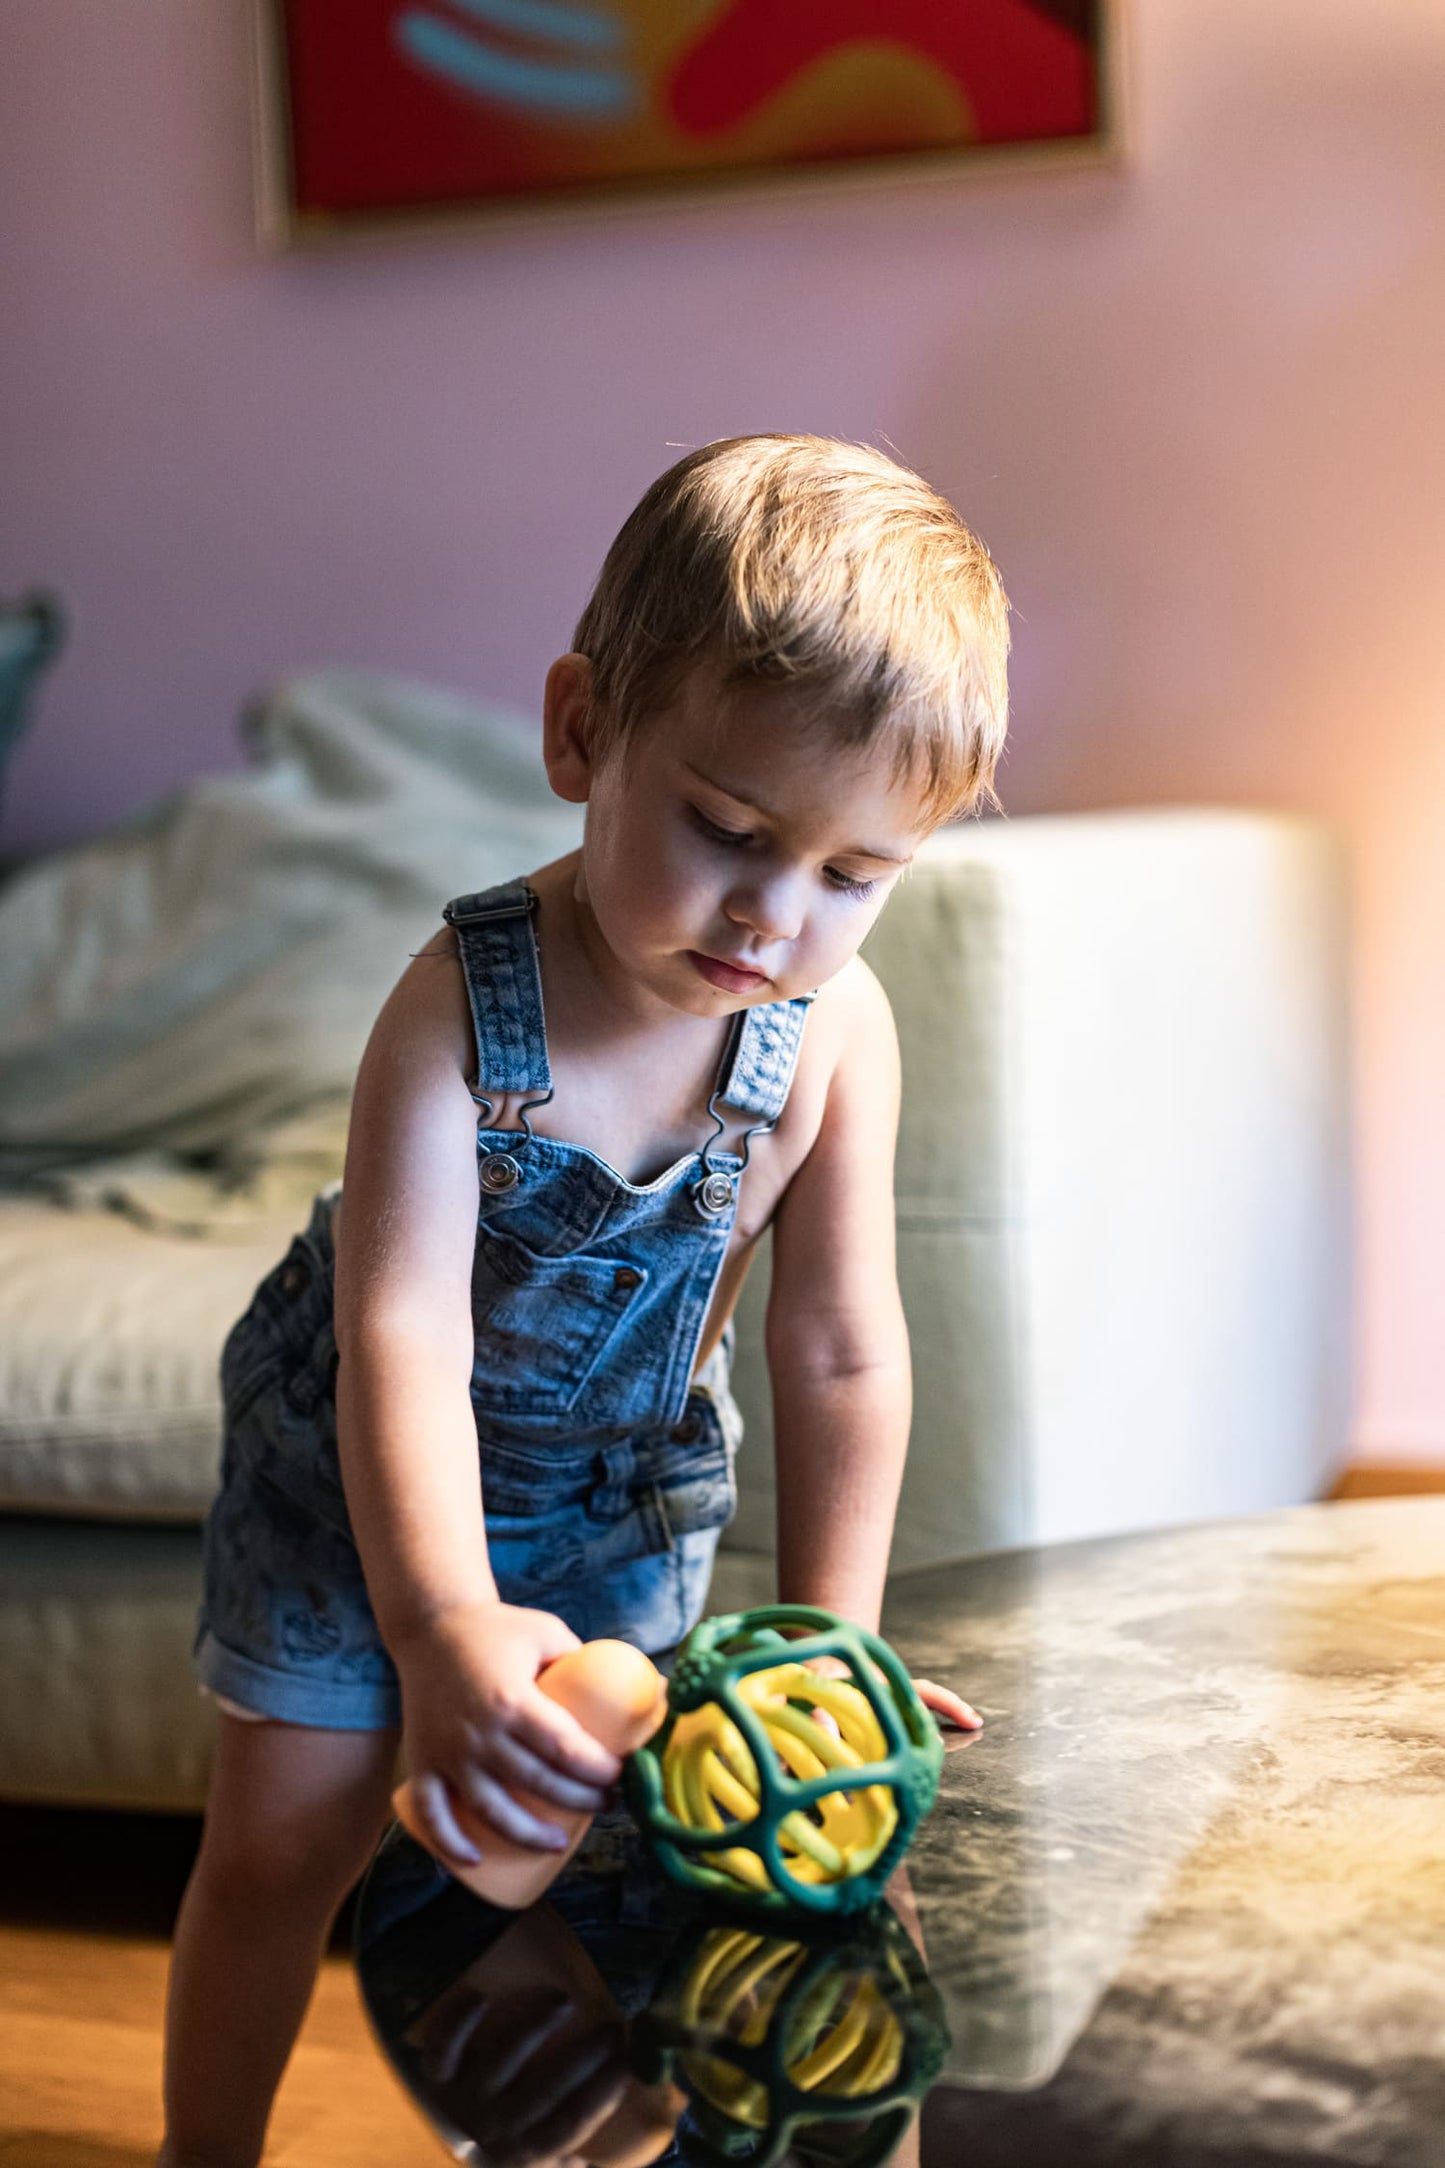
left=338, top=926, right=482, bottom=1312
left=824, top=953, right=896, bottom=1034
left=358, top=923, right=472, bottom=1084
left=765, top=956, right=902, bottom=1305
left=800, top=955, right=899, bottom=1087
left=763, top=959, right=898, bottom=1202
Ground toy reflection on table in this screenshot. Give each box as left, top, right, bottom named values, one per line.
left=398, top=1898, right=686, bottom=2168
left=636, top=1903, right=948, bottom=2168
left=364, top=1605, right=949, bottom=2162
left=355, top=1810, right=948, bottom=2168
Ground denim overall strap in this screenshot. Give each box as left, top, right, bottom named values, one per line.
left=442, top=879, right=552, bottom=1102
left=715, top=992, right=816, bottom=1124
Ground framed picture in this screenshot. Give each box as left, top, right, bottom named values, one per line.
left=258, top=0, right=1117, bottom=242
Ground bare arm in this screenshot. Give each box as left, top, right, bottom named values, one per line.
left=334, top=934, right=621, bottom=1858
left=767, top=967, right=979, bottom=1730
left=766, top=967, right=911, bottom=1634
left=334, top=937, right=495, bottom=1639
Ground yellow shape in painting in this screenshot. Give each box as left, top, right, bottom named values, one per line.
left=708, top=41, right=974, bottom=169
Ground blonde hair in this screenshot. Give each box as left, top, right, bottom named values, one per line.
left=572, top=434, right=1009, bottom=820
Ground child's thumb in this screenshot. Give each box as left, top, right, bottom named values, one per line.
left=531, top=1608, right=583, bottom=1663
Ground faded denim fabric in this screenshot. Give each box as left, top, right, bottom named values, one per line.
left=195, top=879, right=812, bottom=1729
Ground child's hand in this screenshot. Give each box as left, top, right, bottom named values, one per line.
left=802, top=1653, right=981, bottom=1733
left=393, top=1599, right=623, bottom=1866
left=911, top=1678, right=981, bottom=1731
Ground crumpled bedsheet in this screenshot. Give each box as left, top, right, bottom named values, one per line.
left=0, top=670, right=581, bottom=1234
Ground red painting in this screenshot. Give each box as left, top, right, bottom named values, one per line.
left=267, top=0, right=1110, bottom=232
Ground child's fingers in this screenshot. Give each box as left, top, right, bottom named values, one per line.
left=488, top=1731, right=611, bottom=1814
left=527, top=1608, right=585, bottom=1664
left=460, top=1765, right=572, bottom=1851
left=802, top=1654, right=852, bottom=1679
left=504, top=2034, right=629, bottom=2157
left=510, top=1691, right=625, bottom=1790
left=408, top=1770, right=483, bottom=1866
left=419, top=1987, right=491, bottom=2087
left=913, top=1678, right=983, bottom=1730
left=476, top=1989, right=578, bottom=2101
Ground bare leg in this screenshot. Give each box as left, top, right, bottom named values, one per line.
left=157, top=1710, right=400, bottom=2168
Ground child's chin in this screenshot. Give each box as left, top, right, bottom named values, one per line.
left=670, top=980, right=743, bottom=1018
left=658, top=963, right=752, bottom=1016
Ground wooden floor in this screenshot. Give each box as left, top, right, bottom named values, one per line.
left=1327, top=1461, right=1445, bottom=1499
left=4, top=1466, right=1441, bottom=2165
left=0, top=1806, right=441, bottom=2167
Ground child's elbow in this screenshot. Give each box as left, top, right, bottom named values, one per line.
left=765, top=1304, right=909, bottom=1389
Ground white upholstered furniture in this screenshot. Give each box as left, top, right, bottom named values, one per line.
left=728, top=811, right=1353, bottom=1570
left=0, top=800, right=1351, bottom=1810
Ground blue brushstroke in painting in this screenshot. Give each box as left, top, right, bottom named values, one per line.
left=394, top=6, right=636, bottom=121
left=445, top=0, right=624, bottom=54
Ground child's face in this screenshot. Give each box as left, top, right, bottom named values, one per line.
left=548, top=659, right=936, bottom=1017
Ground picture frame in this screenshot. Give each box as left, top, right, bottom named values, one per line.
left=256, top=0, right=1120, bottom=245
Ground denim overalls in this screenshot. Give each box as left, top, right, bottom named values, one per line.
left=194, top=879, right=812, bottom=1729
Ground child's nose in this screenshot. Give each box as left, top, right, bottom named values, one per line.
left=725, top=870, right=806, bottom=944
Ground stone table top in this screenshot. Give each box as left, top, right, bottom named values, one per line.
left=884, top=1495, right=1445, bottom=2164
left=356, top=1497, right=1445, bottom=2166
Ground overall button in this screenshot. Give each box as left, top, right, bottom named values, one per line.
left=589, top=1444, right=633, bottom=1522
left=479, top=1152, right=523, bottom=1194
left=613, top=1266, right=642, bottom=1293
left=670, top=1412, right=702, bottom=1445
left=694, top=1171, right=735, bottom=1218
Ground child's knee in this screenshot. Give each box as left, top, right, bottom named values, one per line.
left=195, top=1808, right=379, bottom=1914
left=196, top=1727, right=395, bottom=1907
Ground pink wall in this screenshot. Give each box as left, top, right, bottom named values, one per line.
left=3, top=1, right=1444, bottom=1462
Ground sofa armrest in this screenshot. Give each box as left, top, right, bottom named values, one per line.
left=725, top=810, right=1352, bottom=1573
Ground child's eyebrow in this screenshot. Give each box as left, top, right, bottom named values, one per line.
left=682, top=761, right=913, bottom=866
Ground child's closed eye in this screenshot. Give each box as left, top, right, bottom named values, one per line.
left=688, top=805, right=751, bottom=849
left=688, top=805, right=879, bottom=900
left=822, top=867, right=880, bottom=899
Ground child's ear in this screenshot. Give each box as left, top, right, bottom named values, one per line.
left=542, top=653, right=597, bottom=803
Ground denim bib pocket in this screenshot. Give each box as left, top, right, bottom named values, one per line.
left=470, top=1230, right=648, bottom=1415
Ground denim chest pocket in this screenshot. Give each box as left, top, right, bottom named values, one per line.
left=470, top=1229, right=649, bottom=1414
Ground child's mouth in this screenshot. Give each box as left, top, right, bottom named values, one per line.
left=687, top=951, right=769, bottom=994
